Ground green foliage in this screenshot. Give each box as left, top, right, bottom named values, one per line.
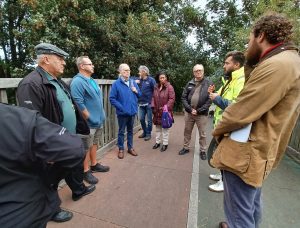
left=193, top=0, right=299, bottom=90
left=0, top=0, right=198, bottom=79
left=0, top=0, right=299, bottom=108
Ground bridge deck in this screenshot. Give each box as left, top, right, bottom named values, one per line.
left=47, top=115, right=300, bottom=228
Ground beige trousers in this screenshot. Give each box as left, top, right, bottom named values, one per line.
left=155, top=125, right=170, bottom=145
left=183, top=112, right=208, bottom=152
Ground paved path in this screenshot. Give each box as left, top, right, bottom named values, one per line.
left=47, top=115, right=300, bottom=228
left=48, top=115, right=196, bottom=228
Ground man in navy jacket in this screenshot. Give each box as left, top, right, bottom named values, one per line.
left=109, top=63, right=141, bottom=159
left=135, top=65, right=156, bottom=141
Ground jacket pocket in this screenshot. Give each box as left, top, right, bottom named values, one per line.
left=218, top=137, right=251, bottom=173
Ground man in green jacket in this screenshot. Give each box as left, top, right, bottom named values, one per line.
left=211, top=13, right=300, bottom=228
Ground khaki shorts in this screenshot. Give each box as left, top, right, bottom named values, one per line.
left=79, top=128, right=102, bottom=151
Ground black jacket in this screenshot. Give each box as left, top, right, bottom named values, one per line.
left=0, top=103, right=85, bottom=227
left=17, top=66, right=89, bottom=135
left=181, top=78, right=212, bottom=115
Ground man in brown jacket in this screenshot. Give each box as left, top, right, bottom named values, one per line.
left=210, top=13, right=300, bottom=228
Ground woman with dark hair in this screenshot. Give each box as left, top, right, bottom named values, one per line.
left=151, top=71, right=175, bottom=152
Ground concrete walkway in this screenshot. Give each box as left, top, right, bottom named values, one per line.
left=48, top=115, right=196, bottom=228
left=47, top=115, right=300, bottom=228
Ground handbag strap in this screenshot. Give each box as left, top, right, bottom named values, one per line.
left=163, top=104, right=168, bottom=112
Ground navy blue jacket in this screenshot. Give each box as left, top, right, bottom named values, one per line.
left=136, top=76, right=156, bottom=104
left=109, top=77, right=141, bottom=116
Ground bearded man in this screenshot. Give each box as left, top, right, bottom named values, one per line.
left=210, top=13, right=300, bottom=228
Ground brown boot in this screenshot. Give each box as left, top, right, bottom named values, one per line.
left=219, top=222, right=228, bottom=228
left=118, top=150, right=124, bottom=159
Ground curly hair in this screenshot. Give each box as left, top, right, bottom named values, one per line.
left=252, top=13, right=293, bottom=44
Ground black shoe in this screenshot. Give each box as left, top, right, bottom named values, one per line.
left=72, top=185, right=96, bottom=201
left=200, top=151, right=207, bottom=160
left=152, top=143, right=160, bottom=149
left=160, top=145, right=168, bottom=152
left=91, top=163, right=110, bottom=172
left=51, top=209, right=73, bottom=223
left=84, top=170, right=99, bottom=184
left=179, top=148, right=189, bottom=155
left=138, top=133, right=146, bottom=138
left=144, top=135, right=151, bottom=141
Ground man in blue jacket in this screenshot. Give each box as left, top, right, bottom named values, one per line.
left=136, top=65, right=156, bottom=141
left=109, top=63, right=141, bottom=159
left=71, top=56, right=110, bottom=185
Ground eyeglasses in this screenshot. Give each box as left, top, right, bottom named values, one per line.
left=123, top=69, right=131, bottom=72
left=193, top=69, right=203, bottom=73
left=82, top=63, right=94, bottom=66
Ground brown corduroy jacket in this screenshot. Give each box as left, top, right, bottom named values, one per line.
left=210, top=43, right=300, bottom=187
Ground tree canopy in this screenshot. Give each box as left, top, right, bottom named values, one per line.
left=0, top=0, right=299, bottom=108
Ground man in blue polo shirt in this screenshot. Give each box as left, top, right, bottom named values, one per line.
left=135, top=65, right=156, bottom=141
left=71, top=56, right=110, bottom=185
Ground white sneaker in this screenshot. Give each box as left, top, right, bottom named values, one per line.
left=208, top=180, right=224, bottom=192
left=209, top=173, right=222, bottom=181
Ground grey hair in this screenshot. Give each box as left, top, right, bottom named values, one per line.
left=193, top=64, right=204, bottom=72
left=118, top=63, right=129, bottom=72
left=76, top=56, right=89, bottom=69
left=138, top=65, right=149, bottom=75
left=36, top=54, right=46, bottom=64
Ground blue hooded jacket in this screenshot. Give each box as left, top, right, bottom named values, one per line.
left=109, top=77, right=141, bottom=116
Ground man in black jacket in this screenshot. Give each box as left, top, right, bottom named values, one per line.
left=0, top=103, right=85, bottom=227
left=179, top=64, right=212, bottom=160
left=17, top=43, right=95, bottom=222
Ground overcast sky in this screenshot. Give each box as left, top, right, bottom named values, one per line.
left=186, top=1, right=206, bottom=45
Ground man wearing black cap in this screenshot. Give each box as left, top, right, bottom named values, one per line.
left=17, top=43, right=95, bottom=223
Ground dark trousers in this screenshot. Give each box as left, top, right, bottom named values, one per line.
left=117, top=115, right=135, bottom=150
left=223, top=170, right=262, bottom=228
left=65, top=165, right=86, bottom=195
left=139, top=105, right=153, bottom=136
left=46, top=158, right=86, bottom=196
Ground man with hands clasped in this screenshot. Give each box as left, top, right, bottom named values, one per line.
left=109, top=63, right=141, bottom=159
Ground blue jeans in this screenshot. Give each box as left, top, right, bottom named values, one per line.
left=117, top=115, right=135, bottom=150
left=223, top=170, right=262, bottom=228
left=139, top=105, right=153, bottom=136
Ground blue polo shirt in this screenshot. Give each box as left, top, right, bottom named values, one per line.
left=46, top=74, right=77, bottom=133
left=70, top=73, right=106, bottom=128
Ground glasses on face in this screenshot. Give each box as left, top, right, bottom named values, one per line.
left=193, top=69, right=203, bottom=73
left=82, top=63, right=94, bottom=66
left=123, top=69, right=130, bottom=72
